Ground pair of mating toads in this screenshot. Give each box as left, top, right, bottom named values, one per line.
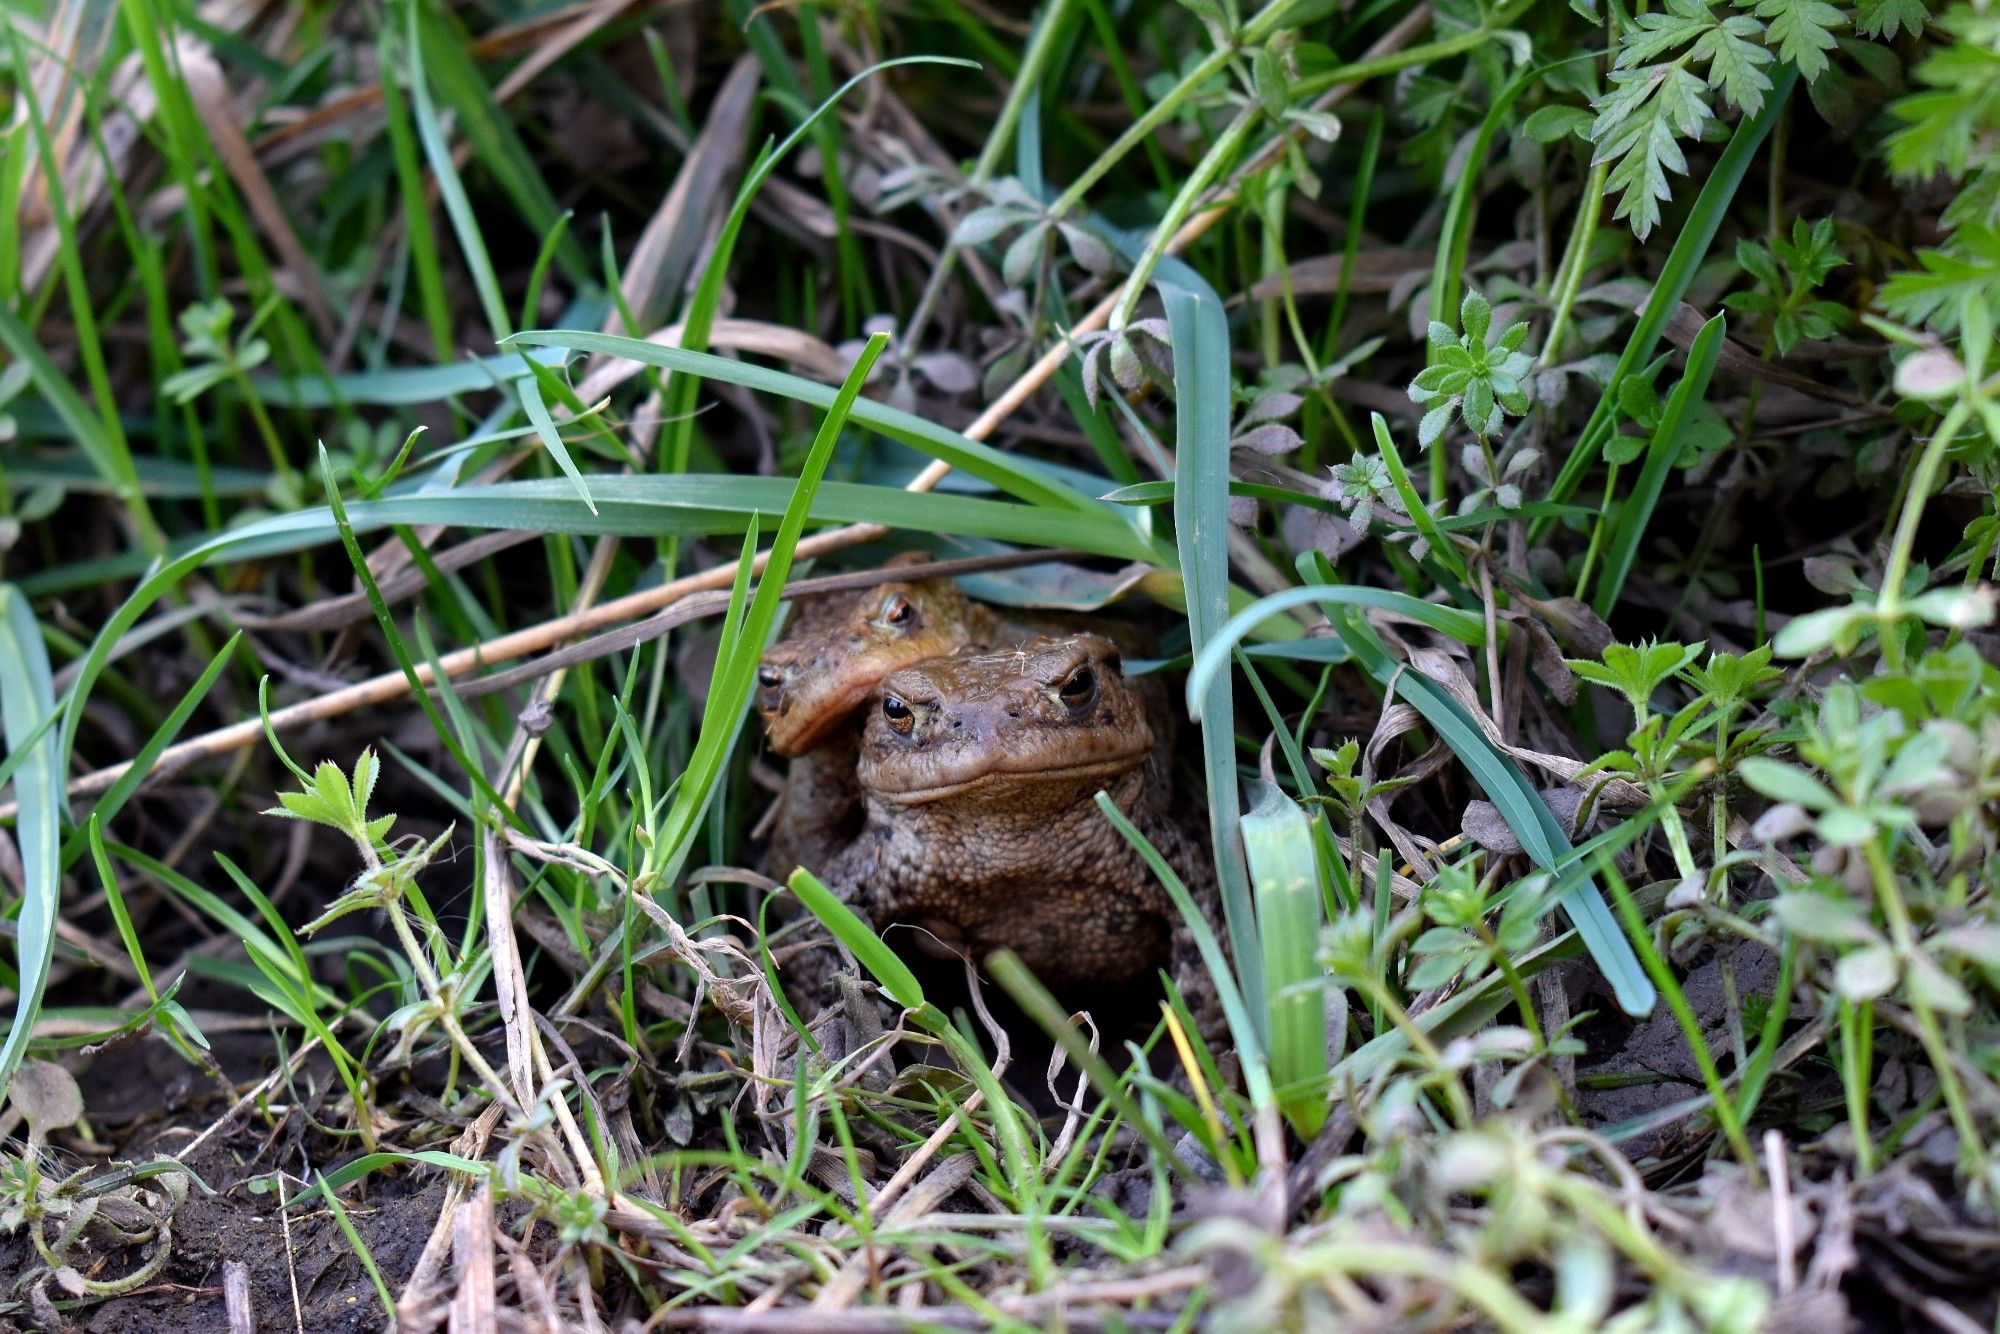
left=751, top=556, right=1224, bottom=1037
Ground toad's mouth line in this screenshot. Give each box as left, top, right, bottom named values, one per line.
left=866, top=753, right=1146, bottom=804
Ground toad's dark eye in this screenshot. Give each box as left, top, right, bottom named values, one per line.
left=881, top=594, right=917, bottom=629
left=1058, top=666, right=1097, bottom=711
left=756, top=665, right=787, bottom=711
left=881, top=695, right=916, bottom=734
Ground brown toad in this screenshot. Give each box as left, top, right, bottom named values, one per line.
left=755, top=559, right=1023, bottom=877
left=820, top=633, right=1223, bottom=1025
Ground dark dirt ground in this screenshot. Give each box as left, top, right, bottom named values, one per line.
left=0, top=1033, right=438, bottom=1334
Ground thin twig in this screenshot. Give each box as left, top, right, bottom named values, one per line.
left=455, top=548, right=1093, bottom=701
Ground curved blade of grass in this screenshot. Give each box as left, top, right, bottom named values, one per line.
left=404, top=0, right=510, bottom=339
left=288, top=1150, right=488, bottom=1209
left=19, top=470, right=1151, bottom=596
left=0, top=586, right=60, bottom=1100
left=652, top=332, right=894, bottom=883
left=1371, top=412, right=1468, bottom=587
left=87, top=817, right=160, bottom=1005
left=320, top=448, right=517, bottom=821
left=653, top=56, right=973, bottom=491
left=786, top=868, right=924, bottom=1012
left=59, top=631, right=242, bottom=871
left=249, top=346, right=569, bottom=408
left=1242, top=780, right=1327, bottom=1136
left=1537, top=66, right=1797, bottom=538
left=516, top=361, right=596, bottom=512
left=1187, top=572, right=1654, bottom=1015
left=316, top=1171, right=396, bottom=1322
left=1336, top=607, right=1653, bottom=1016
left=329, top=476, right=1156, bottom=555
left=508, top=328, right=1107, bottom=515
left=1148, top=248, right=1263, bottom=1028
left=104, top=842, right=336, bottom=1009
left=1598, top=856, right=1757, bottom=1168
left=986, top=950, right=1199, bottom=1182
left=1093, top=792, right=1271, bottom=1107
left=55, top=473, right=1155, bottom=769
left=1590, top=312, right=1726, bottom=617
left=1184, top=584, right=1488, bottom=705
left=1244, top=639, right=1352, bottom=665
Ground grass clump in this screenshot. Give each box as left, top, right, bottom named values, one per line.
left=0, top=0, right=1997, bottom=1328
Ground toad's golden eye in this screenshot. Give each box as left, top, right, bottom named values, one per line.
left=881, top=695, right=916, bottom=734
left=880, top=593, right=917, bottom=629
left=1058, top=666, right=1097, bottom=711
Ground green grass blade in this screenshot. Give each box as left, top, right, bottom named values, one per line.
left=508, top=329, right=1109, bottom=515
left=986, top=950, right=1200, bottom=1182
left=1093, top=792, right=1272, bottom=1107
left=1598, top=859, right=1757, bottom=1168
left=1332, top=609, right=1656, bottom=1017
left=0, top=119, right=26, bottom=304
left=377, top=24, right=454, bottom=362
left=60, top=631, right=243, bottom=871
left=0, top=586, right=61, bottom=1099
left=53, top=471, right=1154, bottom=775
left=1242, top=780, right=1327, bottom=1136
left=1151, top=251, right=1264, bottom=1029
left=317, top=450, right=516, bottom=821
left=520, top=210, right=573, bottom=333
left=653, top=331, right=894, bottom=880
left=1185, top=577, right=1656, bottom=1016
left=517, top=360, right=598, bottom=512
left=87, top=817, right=158, bottom=1003
left=403, top=0, right=511, bottom=339
left=107, top=843, right=312, bottom=1001
left=1185, top=586, right=1488, bottom=704
left=1371, top=412, right=1469, bottom=586
left=410, top=1, right=585, bottom=282
left=327, top=476, right=1153, bottom=554
left=1590, top=313, right=1726, bottom=617
left=656, top=54, right=973, bottom=490
left=316, top=1172, right=398, bottom=1322
left=249, top=347, right=568, bottom=407
left=0, top=305, right=156, bottom=550
left=786, top=869, right=924, bottom=1012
